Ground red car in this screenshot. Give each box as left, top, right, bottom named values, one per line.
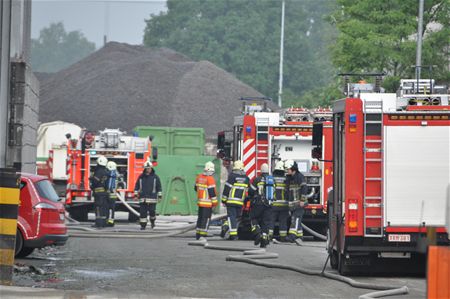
left=15, top=173, right=68, bottom=257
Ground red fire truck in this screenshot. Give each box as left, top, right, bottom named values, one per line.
left=313, top=78, right=450, bottom=274
left=65, top=128, right=157, bottom=221
left=217, top=98, right=333, bottom=234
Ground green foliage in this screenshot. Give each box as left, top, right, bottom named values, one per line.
left=331, top=0, right=450, bottom=85
left=31, top=22, right=96, bottom=73
left=144, top=0, right=337, bottom=107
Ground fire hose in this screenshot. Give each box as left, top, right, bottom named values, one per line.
left=188, top=239, right=409, bottom=299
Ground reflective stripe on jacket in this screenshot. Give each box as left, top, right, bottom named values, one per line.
left=195, top=173, right=217, bottom=208
left=273, top=175, right=288, bottom=208
left=222, top=171, right=250, bottom=206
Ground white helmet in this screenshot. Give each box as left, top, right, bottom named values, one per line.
left=233, top=160, right=244, bottom=171
left=260, top=163, right=269, bottom=174
left=284, top=159, right=295, bottom=170
left=204, top=161, right=215, bottom=172
left=97, top=155, right=108, bottom=166
left=106, top=161, right=117, bottom=171
left=274, top=161, right=285, bottom=171
left=144, top=160, right=153, bottom=169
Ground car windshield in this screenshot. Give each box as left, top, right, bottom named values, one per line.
left=36, top=180, right=60, bottom=202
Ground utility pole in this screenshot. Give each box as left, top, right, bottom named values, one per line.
left=278, top=0, right=285, bottom=108
left=416, top=0, right=424, bottom=80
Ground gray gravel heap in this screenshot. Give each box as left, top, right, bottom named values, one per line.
left=38, top=42, right=268, bottom=137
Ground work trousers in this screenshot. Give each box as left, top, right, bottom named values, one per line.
left=271, top=207, right=290, bottom=239
left=196, top=207, right=212, bottom=239
left=139, top=202, right=156, bottom=227
left=94, top=192, right=109, bottom=227
left=107, top=194, right=116, bottom=225
left=250, top=204, right=272, bottom=235
left=223, top=205, right=242, bottom=238
left=288, top=207, right=305, bottom=239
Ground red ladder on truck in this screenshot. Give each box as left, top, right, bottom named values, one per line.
left=363, top=100, right=384, bottom=237
left=255, top=117, right=270, bottom=177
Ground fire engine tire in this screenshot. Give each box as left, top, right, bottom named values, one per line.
left=14, top=230, right=24, bottom=257
left=330, top=250, right=339, bottom=270
left=69, top=208, right=89, bottom=222
left=16, top=247, right=35, bottom=258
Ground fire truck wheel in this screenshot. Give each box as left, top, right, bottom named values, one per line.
left=69, top=208, right=89, bottom=222
left=330, top=250, right=339, bottom=270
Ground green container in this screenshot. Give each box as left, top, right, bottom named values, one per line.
left=133, top=126, right=205, bottom=156
left=154, top=155, right=221, bottom=215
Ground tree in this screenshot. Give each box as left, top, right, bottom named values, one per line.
left=31, top=22, right=96, bottom=73
left=331, top=0, right=450, bottom=90
left=144, top=0, right=337, bottom=107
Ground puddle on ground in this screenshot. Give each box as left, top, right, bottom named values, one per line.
left=73, top=269, right=129, bottom=279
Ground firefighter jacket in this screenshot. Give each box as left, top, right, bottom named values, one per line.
left=286, top=171, right=307, bottom=206
left=194, top=173, right=217, bottom=208
left=134, top=169, right=162, bottom=203
left=107, top=170, right=119, bottom=200
left=90, top=166, right=109, bottom=193
left=249, top=174, right=272, bottom=207
left=222, top=170, right=250, bottom=206
left=272, top=170, right=288, bottom=209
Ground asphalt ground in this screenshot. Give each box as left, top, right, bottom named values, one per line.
left=9, top=216, right=426, bottom=299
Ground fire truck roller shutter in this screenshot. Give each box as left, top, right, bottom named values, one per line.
left=384, top=126, right=450, bottom=227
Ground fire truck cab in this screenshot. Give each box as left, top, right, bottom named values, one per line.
left=66, top=128, right=157, bottom=221
left=314, top=78, right=450, bottom=274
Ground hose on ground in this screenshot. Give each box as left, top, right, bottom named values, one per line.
left=302, top=223, right=327, bottom=241
left=188, top=239, right=409, bottom=299
left=68, top=214, right=227, bottom=238
left=115, top=191, right=140, bottom=217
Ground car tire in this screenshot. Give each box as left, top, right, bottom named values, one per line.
left=16, top=247, right=35, bottom=258
left=15, top=230, right=24, bottom=257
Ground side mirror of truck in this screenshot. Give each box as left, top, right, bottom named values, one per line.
left=217, top=132, right=225, bottom=151
left=312, top=146, right=322, bottom=160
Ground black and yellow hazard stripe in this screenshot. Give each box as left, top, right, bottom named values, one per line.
left=0, top=169, right=20, bottom=286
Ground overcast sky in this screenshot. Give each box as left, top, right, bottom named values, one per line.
left=32, top=0, right=167, bottom=48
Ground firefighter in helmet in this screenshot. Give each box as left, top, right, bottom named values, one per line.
left=194, top=161, right=218, bottom=240
left=221, top=160, right=250, bottom=240
left=271, top=160, right=290, bottom=242
left=285, top=159, right=308, bottom=242
left=106, top=161, right=119, bottom=227
left=249, top=163, right=273, bottom=248
left=90, top=155, right=110, bottom=228
left=134, top=160, right=162, bottom=230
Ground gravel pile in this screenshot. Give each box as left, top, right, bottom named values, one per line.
left=38, top=42, right=269, bottom=137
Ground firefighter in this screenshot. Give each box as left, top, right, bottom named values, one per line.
left=271, top=160, right=290, bottom=242
left=285, top=159, right=308, bottom=242
left=134, top=160, right=162, bottom=230
left=90, top=155, right=110, bottom=228
left=249, top=163, right=273, bottom=248
left=221, top=160, right=250, bottom=240
left=194, top=161, right=218, bottom=240
left=106, top=161, right=118, bottom=227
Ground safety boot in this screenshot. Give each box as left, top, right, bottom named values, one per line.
left=253, top=233, right=261, bottom=246
left=220, top=223, right=229, bottom=239
left=140, top=224, right=146, bottom=230
left=150, top=219, right=155, bottom=229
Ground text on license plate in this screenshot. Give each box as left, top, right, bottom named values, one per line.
left=388, top=234, right=410, bottom=242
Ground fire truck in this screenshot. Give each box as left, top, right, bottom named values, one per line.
left=312, top=78, right=450, bottom=274
left=217, top=98, right=333, bottom=235
left=65, top=128, right=157, bottom=221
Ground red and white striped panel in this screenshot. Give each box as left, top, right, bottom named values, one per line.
left=243, top=139, right=256, bottom=180
left=66, top=154, right=72, bottom=203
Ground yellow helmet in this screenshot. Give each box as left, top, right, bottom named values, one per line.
left=274, top=161, right=285, bottom=171
left=97, top=155, right=108, bottom=166
left=260, top=163, right=269, bottom=174
left=233, top=160, right=244, bottom=171
left=204, top=161, right=215, bottom=172
left=106, top=161, right=117, bottom=171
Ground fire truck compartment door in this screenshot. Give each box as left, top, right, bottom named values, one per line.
left=384, top=126, right=450, bottom=226
left=52, top=148, right=68, bottom=180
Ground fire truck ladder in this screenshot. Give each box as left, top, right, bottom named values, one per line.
left=255, top=117, right=270, bottom=176
left=363, top=100, right=384, bottom=237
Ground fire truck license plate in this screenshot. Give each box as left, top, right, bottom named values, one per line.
left=388, top=234, right=410, bottom=242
